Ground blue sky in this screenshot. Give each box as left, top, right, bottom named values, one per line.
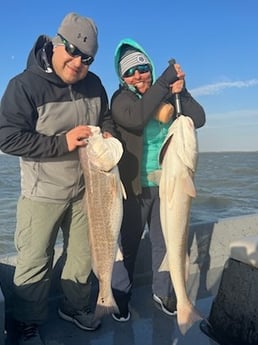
left=0, top=0, right=257, bottom=152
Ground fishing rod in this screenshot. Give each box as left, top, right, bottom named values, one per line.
left=169, top=58, right=182, bottom=117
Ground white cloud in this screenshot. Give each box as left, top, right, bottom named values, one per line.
left=198, top=107, right=258, bottom=152
left=203, top=108, right=258, bottom=128
left=190, top=79, right=258, bottom=97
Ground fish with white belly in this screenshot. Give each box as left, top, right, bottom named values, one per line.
left=151, top=115, right=203, bottom=334
left=79, top=126, right=126, bottom=320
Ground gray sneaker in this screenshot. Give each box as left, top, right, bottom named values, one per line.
left=17, top=323, right=44, bottom=345
left=153, top=294, right=177, bottom=316
left=58, top=306, right=101, bottom=331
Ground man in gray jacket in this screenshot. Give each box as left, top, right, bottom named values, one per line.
left=0, top=12, right=115, bottom=345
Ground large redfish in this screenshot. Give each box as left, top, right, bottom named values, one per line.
left=79, top=126, right=126, bottom=320
left=158, top=115, right=202, bottom=334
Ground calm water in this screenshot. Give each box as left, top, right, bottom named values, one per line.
left=0, top=152, right=258, bottom=256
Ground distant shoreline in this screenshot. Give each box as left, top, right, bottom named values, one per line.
left=1, top=150, right=258, bottom=156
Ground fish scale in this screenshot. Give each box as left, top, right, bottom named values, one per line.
left=79, top=127, right=125, bottom=321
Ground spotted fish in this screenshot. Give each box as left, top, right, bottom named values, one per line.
left=79, top=126, right=126, bottom=320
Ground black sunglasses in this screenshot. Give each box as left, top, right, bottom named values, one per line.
left=123, top=64, right=151, bottom=78
left=57, top=33, right=94, bottom=66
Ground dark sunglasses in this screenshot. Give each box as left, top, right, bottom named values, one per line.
left=123, top=64, right=151, bottom=78
left=57, top=33, right=94, bottom=66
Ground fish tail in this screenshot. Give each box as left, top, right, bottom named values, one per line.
left=177, top=302, right=203, bottom=335
left=158, top=253, right=169, bottom=271
left=94, top=294, right=119, bottom=321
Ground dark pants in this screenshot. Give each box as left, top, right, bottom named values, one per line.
left=112, top=186, right=173, bottom=308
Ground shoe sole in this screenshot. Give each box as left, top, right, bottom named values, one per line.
left=153, top=294, right=177, bottom=316
left=58, top=309, right=100, bottom=331
left=112, top=312, right=131, bottom=322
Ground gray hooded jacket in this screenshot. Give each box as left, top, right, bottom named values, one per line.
left=0, top=36, right=115, bottom=202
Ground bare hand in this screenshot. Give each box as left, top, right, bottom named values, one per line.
left=102, top=131, right=113, bottom=139
left=170, top=79, right=185, bottom=94
left=66, top=125, right=92, bottom=152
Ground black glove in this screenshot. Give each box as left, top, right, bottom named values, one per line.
left=157, top=64, right=178, bottom=88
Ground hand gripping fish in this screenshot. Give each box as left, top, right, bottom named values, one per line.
left=79, top=126, right=126, bottom=320
left=158, top=115, right=202, bottom=334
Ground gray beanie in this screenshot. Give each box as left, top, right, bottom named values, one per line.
left=119, top=48, right=150, bottom=77
left=53, top=12, right=98, bottom=57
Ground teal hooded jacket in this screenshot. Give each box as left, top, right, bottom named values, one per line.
left=111, top=38, right=205, bottom=196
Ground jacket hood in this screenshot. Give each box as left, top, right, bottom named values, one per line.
left=26, top=35, right=67, bottom=85
left=114, top=38, right=155, bottom=88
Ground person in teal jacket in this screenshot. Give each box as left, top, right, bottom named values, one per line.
left=110, top=38, right=206, bottom=321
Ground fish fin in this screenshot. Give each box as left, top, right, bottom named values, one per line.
left=109, top=166, right=126, bottom=199
left=158, top=253, right=169, bottom=272
left=147, top=169, right=162, bottom=185
left=115, top=246, right=124, bottom=262
left=93, top=276, right=119, bottom=321
left=177, top=302, right=203, bottom=335
left=120, top=180, right=127, bottom=199
left=184, top=175, right=196, bottom=198
left=94, top=294, right=119, bottom=321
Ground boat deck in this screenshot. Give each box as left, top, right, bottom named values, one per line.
left=5, top=284, right=218, bottom=345
left=4, top=214, right=258, bottom=344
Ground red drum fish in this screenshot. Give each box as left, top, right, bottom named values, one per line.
left=79, top=126, right=126, bottom=320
